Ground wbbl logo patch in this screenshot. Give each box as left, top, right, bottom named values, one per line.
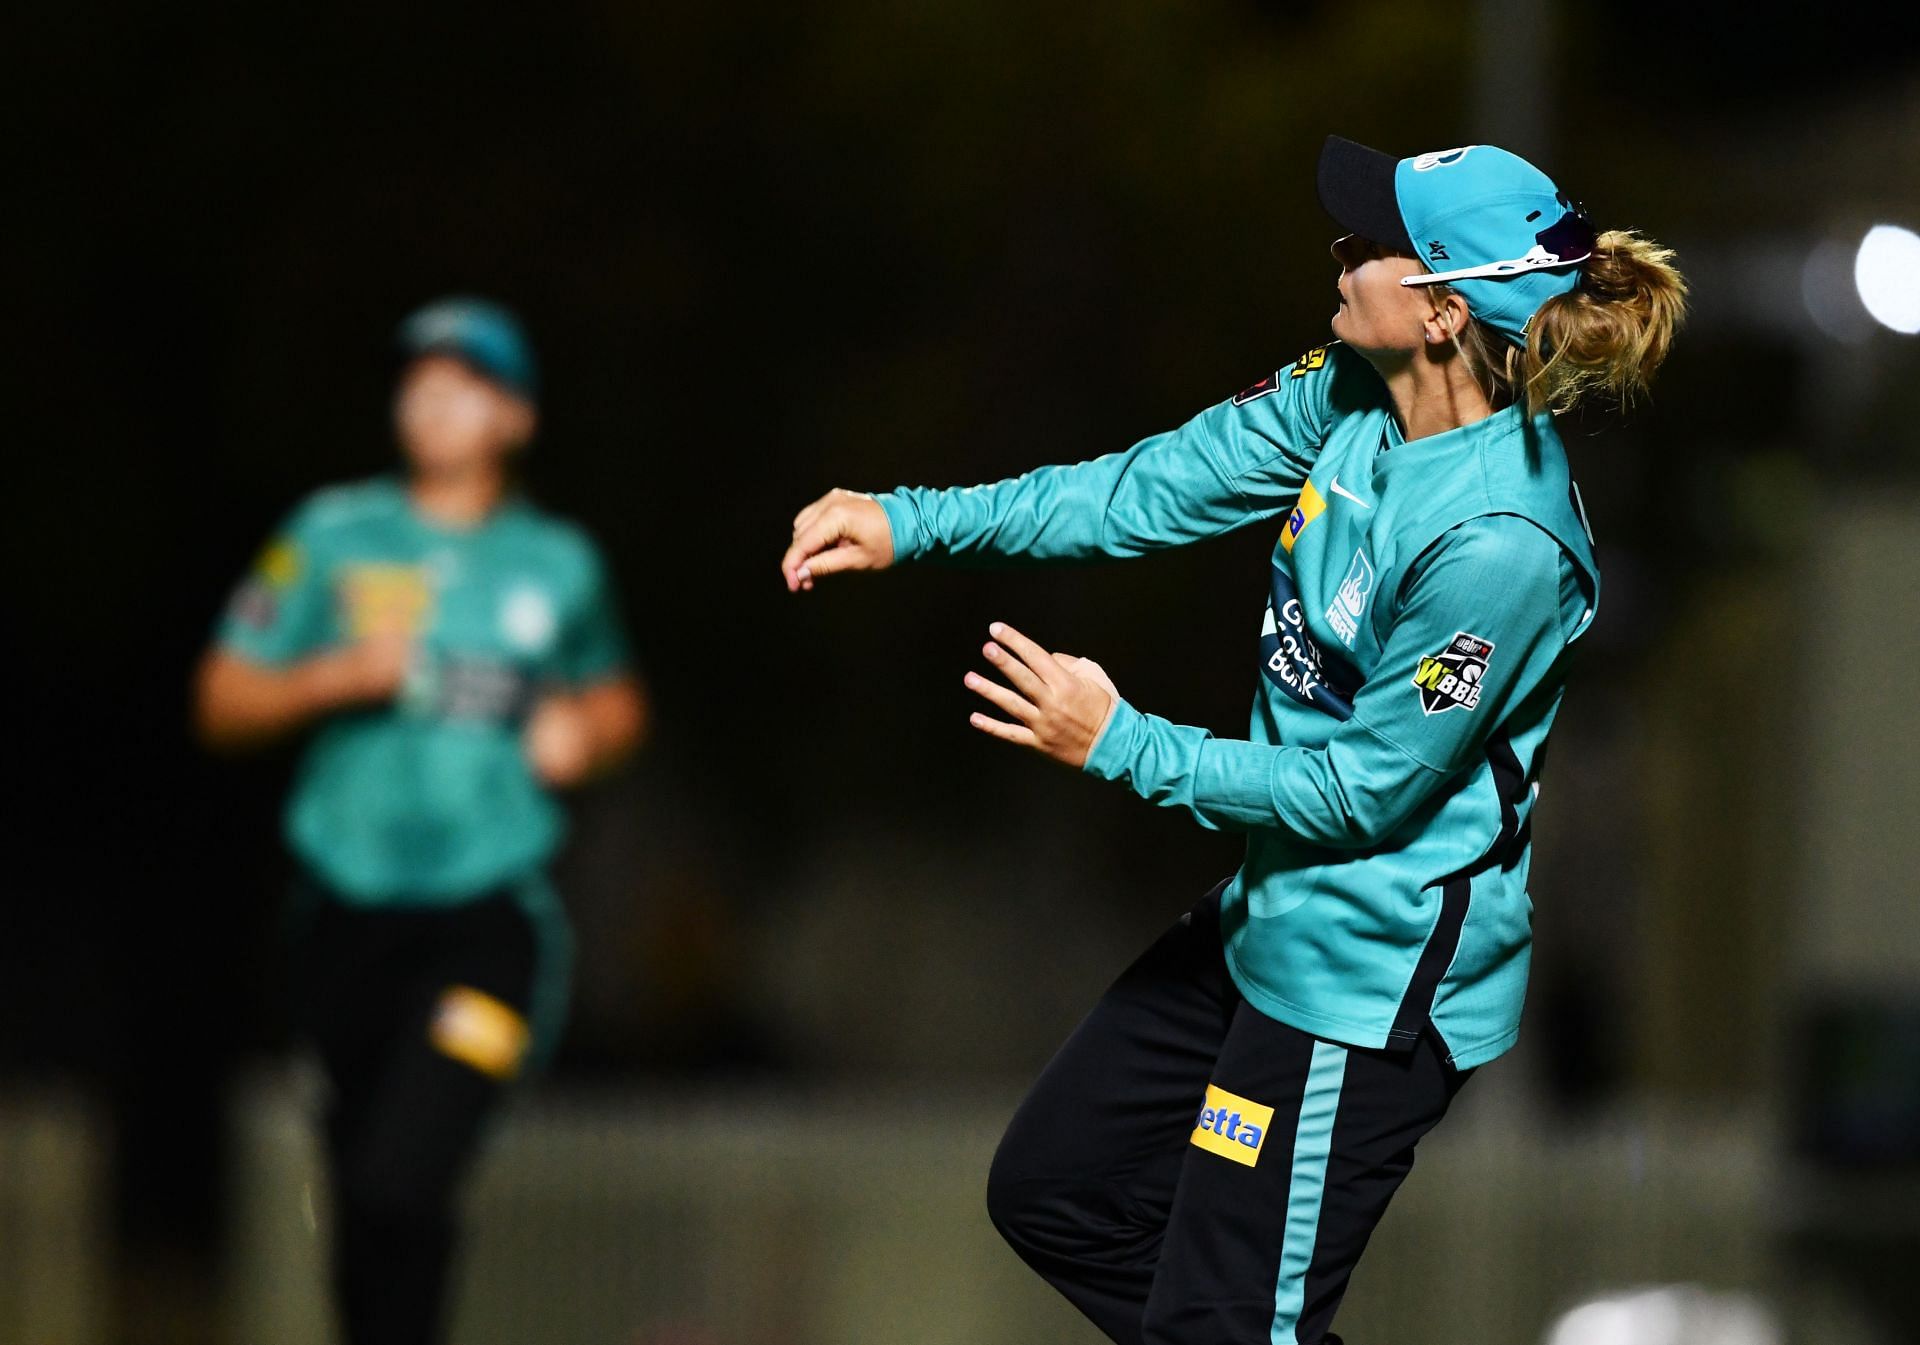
left=1412, top=632, right=1495, bottom=715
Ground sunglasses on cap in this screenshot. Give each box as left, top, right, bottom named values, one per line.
left=1401, top=203, right=1597, bottom=288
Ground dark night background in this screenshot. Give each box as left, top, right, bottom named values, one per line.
left=7, top=3, right=1920, bottom=1342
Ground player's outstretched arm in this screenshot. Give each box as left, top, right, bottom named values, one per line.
left=782, top=488, right=895, bottom=592
left=784, top=352, right=1344, bottom=586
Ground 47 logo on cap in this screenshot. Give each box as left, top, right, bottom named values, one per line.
left=1191, top=1084, right=1273, bottom=1167
left=1412, top=631, right=1495, bottom=714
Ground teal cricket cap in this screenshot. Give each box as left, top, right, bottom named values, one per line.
left=397, top=296, right=539, bottom=403
left=1316, top=135, right=1595, bottom=346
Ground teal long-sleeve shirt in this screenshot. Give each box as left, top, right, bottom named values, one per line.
left=877, top=343, right=1599, bottom=1068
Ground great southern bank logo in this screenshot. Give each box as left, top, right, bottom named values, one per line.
left=1190, top=1084, right=1274, bottom=1168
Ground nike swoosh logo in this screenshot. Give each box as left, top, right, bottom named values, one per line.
left=1328, top=476, right=1370, bottom=508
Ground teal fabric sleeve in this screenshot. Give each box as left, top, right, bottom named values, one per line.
left=876, top=358, right=1341, bottom=563
left=556, top=542, right=632, bottom=685
left=1084, top=515, right=1577, bottom=846
left=215, top=501, right=333, bottom=667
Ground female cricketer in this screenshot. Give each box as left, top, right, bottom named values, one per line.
left=780, top=137, right=1685, bottom=1344
left=196, top=297, right=645, bottom=1345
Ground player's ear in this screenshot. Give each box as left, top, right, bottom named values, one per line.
left=1423, top=291, right=1471, bottom=348
left=503, top=397, right=538, bottom=453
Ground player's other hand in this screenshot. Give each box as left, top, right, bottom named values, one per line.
left=782, top=488, right=894, bottom=592
left=524, top=694, right=596, bottom=787
left=311, top=635, right=412, bottom=708
left=964, top=622, right=1119, bottom=769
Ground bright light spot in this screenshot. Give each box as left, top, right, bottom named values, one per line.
left=1854, top=224, right=1920, bottom=334
left=1544, top=1286, right=1782, bottom=1345
left=1547, top=1299, right=1655, bottom=1345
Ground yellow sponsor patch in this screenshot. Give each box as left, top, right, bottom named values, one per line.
left=340, top=564, right=434, bottom=638
left=1190, top=1083, right=1274, bottom=1167
left=256, top=539, right=301, bottom=588
left=1280, top=480, right=1326, bottom=553
left=428, top=986, right=530, bottom=1081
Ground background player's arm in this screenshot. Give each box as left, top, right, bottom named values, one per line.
left=1081, top=516, right=1582, bottom=846
left=193, top=512, right=409, bottom=751
left=194, top=640, right=408, bottom=751
left=523, top=676, right=646, bottom=787
left=782, top=347, right=1347, bottom=590
left=524, top=543, right=647, bottom=787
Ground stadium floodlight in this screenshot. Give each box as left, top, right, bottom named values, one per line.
left=1853, top=224, right=1920, bottom=335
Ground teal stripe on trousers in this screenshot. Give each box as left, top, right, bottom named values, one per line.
left=1270, top=1040, right=1349, bottom=1344
left=510, top=871, right=574, bottom=1073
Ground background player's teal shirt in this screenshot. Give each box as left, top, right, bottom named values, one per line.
left=878, top=343, right=1599, bottom=1068
left=219, top=478, right=631, bottom=905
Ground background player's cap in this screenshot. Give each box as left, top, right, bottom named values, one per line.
left=397, top=296, right=539, bottom=403
left=1317, top=135, right=1596, bottom=346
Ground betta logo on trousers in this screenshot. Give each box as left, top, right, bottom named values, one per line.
left=1191, top=1084, right=1274, bottom=1167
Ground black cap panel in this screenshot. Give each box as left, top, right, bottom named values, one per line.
left=1316, top=135, right=1414, bottom=253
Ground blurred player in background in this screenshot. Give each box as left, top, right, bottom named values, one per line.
left=196, top=297, right=646, bottom=1345
left=782, top=138, right=1684, bottom=1344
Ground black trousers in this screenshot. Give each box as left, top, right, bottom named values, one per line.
left=988, top=883, right=1473, bottom=1345
left=297, top=875, right=552, bottom=1345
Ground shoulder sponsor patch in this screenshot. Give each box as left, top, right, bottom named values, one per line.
left=256, top=539, right=301, bottom=588
left=1191, top=1083, right=1273, bottom=1167
left=228, top=581, right=278, bottom=630
left=1412, top=631, right=1495, bottom=714
left=1231, top=371, right=1281, bottom=406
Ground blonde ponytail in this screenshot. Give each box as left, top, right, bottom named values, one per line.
left=1519, top=230, right=1688, bottom=416
left=1433, top=230, right=1688, bottom=419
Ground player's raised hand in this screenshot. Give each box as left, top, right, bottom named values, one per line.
left=311, top=634, right=413, bottom=707
left=782, top=488, right=894, bottom=592
left=964, top=622, right=1119, bottom=768
left=523, top=694, right=597, bottom=786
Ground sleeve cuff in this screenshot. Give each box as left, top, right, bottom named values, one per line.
left=1083, top=695, right=1145, bottom=780
left=875, top=491, right=924, bottom=564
